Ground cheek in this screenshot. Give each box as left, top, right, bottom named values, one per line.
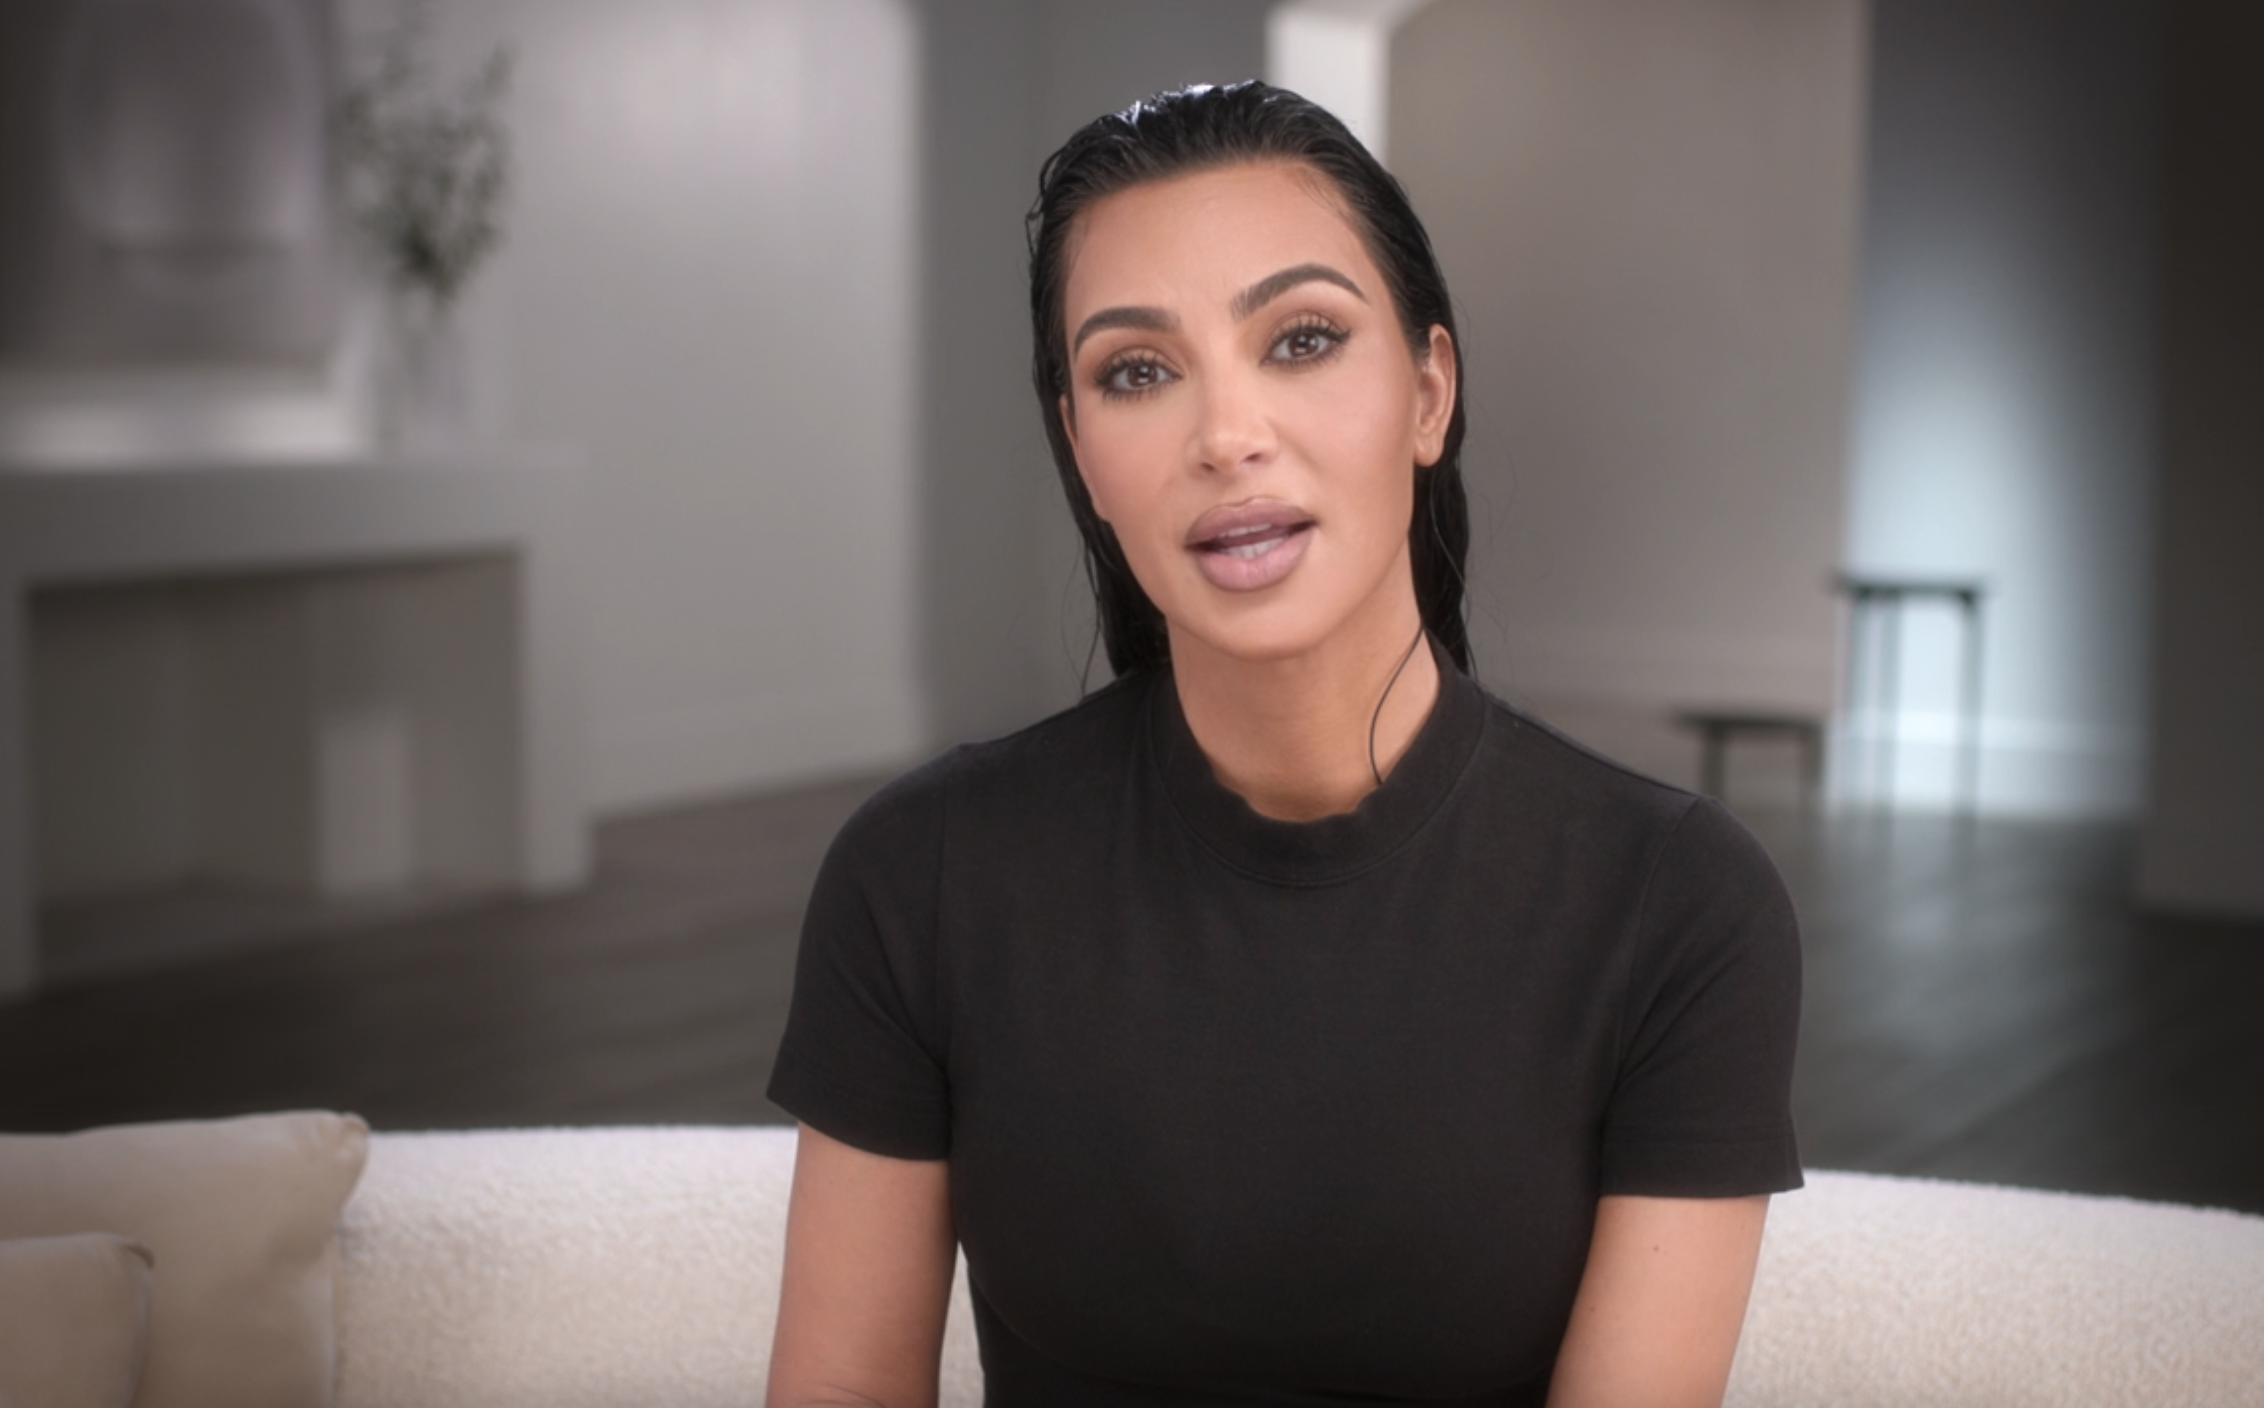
left=1310, top=376, right=1418, bottom=505
left=1074, top=413, right=1177, bottom=535
left=1334, top=401, right=1422, bottom=570
left=1068, top=402, right=1120, bottom=524
left=1075, top=439, right=1126, bottom=527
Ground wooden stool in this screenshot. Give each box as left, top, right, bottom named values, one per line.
left=1675, top=709, right=1826, bottom=805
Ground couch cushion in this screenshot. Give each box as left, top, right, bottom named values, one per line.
left=334, top=1125, right=983, bottom=1408
left=0, top=1110, right=369, bottom=1408
left=0, top=1233, right=154, bottom=1408
left=1732, top=1170, right=2264, bottom=1408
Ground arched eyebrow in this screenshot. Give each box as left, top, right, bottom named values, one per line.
left=1071, top=305, right=1177, bottom=359
left=1231, top=263, right=1367, bottom=322
left=1069, top=263, right=1370, bottom=361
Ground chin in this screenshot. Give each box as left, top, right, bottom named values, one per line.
left=1164, top=604, right=1346, bottom=669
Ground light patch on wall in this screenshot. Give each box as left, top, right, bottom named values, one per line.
left=1852, top=323, right=2043, bottom=579
left=0, top=357, right=371, bottom=466
left=481, top=0, right=928, bottom=805
left=543, top=4, right=806, bottom=188
left=1266, top=0, right=1431, bottom=160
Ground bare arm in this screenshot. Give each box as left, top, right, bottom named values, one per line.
left=767, top=1122, right=957, bottom=1408
left=1545, top=1194, right=1770, bottom=1408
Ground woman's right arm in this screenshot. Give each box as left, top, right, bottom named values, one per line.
left=767, top=1122, right=957, bottom=1408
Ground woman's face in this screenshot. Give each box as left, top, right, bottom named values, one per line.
left=1060, top=161, right=1455, bottom=669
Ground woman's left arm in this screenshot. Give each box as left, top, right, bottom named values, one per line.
left=1545, top=1193, right=1770, bottom=1408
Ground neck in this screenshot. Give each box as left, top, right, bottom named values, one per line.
left=1170, top=604, right=1441, bottom=823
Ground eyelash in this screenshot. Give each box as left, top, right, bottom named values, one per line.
left=1268, top=316, right=1351, bottom=367
left=1093, top=353, right=1174, bottom=401
left=1089, top=317, right=1354, bottom=402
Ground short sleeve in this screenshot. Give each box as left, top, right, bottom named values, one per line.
left=1599, top=796, right=1803, bottom=1197
left=766, top=764, right=954, bottom=1160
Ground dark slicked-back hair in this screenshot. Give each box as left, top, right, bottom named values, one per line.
left=1028, top=80, right=1473, bottom=678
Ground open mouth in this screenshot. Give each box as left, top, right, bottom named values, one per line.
left=1198, top=520, right=1314, bottom=559
left=1185, top=501, right=1317, bottom=591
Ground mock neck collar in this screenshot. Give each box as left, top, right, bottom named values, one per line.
left=1145, top=637, right=1486, bottom=886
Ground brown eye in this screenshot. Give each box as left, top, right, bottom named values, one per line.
left=1269, top=323, right=1347, bottom=365
left=1099, top=356, right=1174, bottom=398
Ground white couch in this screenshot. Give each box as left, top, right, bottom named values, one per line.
left=333, top=1125, right=2264, bottom=1408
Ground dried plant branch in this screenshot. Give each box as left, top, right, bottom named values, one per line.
left=339, top=0, right=512, bottom=309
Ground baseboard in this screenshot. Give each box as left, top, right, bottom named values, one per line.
left=1831, top=711, right=2144, bottom=817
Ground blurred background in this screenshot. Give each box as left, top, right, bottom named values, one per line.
left=0, top=0, right=2257, bottom=1211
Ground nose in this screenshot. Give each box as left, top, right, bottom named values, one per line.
left=1191, top=361, right=1275, bottom=475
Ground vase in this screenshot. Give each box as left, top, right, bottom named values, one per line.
left=377, top=288, right=469, bottom=455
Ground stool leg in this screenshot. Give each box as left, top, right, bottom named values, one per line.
left=1879, top=597, right=1902, bottom=808
left=1960, top=592, right=1985, bottom=815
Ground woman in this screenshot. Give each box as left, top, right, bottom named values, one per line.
left=767, top=82, right=1801, bottom=1407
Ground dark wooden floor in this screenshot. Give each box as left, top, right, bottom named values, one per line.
left=4, top=774, right=2261, bottom=1215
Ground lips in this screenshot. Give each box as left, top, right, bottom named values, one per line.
left=1186, top=499, right=1315, bottom=592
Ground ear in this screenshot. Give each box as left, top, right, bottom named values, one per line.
left=1060, top=391, right=1113, bottom=523
left=1411, top=324, right=1457, bottom=468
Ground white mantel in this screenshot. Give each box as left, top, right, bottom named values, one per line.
left=0, top=448, right=590, bottom=998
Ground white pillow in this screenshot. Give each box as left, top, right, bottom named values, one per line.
left=0, top=1232, right=154, bottom=1408
left=0, top=1111, right=369, bottom=1408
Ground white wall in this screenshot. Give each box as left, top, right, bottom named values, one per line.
left=407, top=0, right=927, bottom=811
left=1388, top=0, right=1867, bottom=723
left=1845, top=0, right=2160, bottom=815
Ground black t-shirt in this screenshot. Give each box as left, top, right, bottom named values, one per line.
left=769, top=653, right=1802, bottom=1405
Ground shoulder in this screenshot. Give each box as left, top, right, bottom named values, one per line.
left=1467, top=689, right=1719, bottom=848
left=1465, top=688, right=1790, bottom=931
left=824, top=670, right=1155, bottom=865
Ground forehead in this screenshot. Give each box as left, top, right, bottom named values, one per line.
left=1062, top=161, right=1378, bottom=314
